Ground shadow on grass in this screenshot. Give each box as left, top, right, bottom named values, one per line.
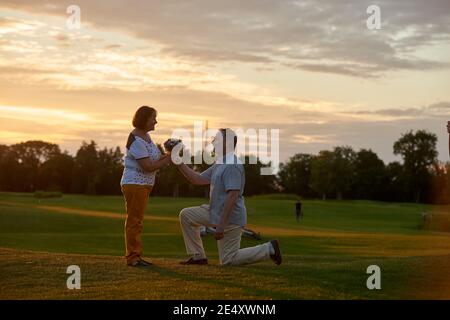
left=135, top=262, right=296, bottom=299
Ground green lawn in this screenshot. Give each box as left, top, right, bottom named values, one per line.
left=1, top=192, right=449, bottom=299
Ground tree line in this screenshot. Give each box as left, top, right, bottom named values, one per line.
left=278, top=130, right=449, bottom=204
left=0, top=140, right=277, bottom=198
left=0, top=129, right=448, bottom=203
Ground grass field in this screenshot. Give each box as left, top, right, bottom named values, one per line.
left=1, top=192, right=450, bottom=299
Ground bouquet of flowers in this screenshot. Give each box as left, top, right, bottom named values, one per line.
left=163, top=138, right=182, bottom=153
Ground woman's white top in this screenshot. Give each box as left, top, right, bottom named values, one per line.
left=120, top=133, right=161, bottom=186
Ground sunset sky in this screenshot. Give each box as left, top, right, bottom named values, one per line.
left=1, top=0, right=449, bottom=164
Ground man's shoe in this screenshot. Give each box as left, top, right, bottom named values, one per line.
left=128, top=259, right=153, bottom=267
left=270, top=240, right=282, bottom=265
left=180, top=257, right=208, bottom=265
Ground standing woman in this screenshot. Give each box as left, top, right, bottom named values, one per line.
left=121, top=106, right=171, bottom=267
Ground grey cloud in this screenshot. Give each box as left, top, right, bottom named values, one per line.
left=1, top=0, right=449, bottom=77
left=429, top=102, right=450, bottom=111
left=347, top=102, right=450, bottom=118
left=160, top=47, right=274, bottom=63
left=285, top=62, right=381, bottom=78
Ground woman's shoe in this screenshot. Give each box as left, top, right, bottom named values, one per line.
left=128, top=259, right=153, bottom=267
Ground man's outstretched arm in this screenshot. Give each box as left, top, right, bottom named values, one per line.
left=176, top=163, right=210, bottom=186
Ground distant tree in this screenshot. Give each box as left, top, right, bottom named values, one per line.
left=0, top=145, right=8, bottom=160
left=5, top=141, right=61, bottom=192
left=331, top=146, right=356, bottom=199
left=393, top=130, right=438, bottom=202
left=72, top=141, right=99, bottom=194
left=278, top=153, right=316, bottom=197
left=40, top=152, right=75, bottom=193
left=382, top=161, right=408, bottom=202
left=0, top=145, right=9, bottom=190
left=12, top=140, right=60, bottom=162
left=310, top=146, right=356, bottom=200
left=310, top=150, right=335, bottom=200
left=428, top=162, right=450, bottom=204
left=352, top=149, right=385, bottom=200
left=95, top=146, right=123, bottom=195
left=242, top=155, right=277, bottom=196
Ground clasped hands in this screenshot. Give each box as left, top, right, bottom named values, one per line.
left=162, top=138, right=183, bottom=164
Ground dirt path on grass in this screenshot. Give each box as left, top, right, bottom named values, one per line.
left=0, top=200, right=178, bottom=222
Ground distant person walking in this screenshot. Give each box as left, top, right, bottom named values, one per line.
left=120, top=106, right=171, bottom=267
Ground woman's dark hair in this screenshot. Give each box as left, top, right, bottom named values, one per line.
left=132, top=106, right=157, bottom=129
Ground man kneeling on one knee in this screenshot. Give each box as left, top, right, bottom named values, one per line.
left=174, top=128, right=282, bottom=266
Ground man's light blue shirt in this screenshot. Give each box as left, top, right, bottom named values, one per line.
left=200, top=153, right=247, bottom=227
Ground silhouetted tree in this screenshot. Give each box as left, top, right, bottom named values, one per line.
left=0, top=145, right=10, bottom=190
left=72, top=141, right=99, bottom=194
left=40, top=152, right=75, bottom=193
left=242, top=155, right=277, bottom=196
left=331, top=146, right=356, bottom=199
left=428, top=162, right=450, bottom=204
left=381, top=161, right=408, bottom=202
left=4, top=141, right=61, bottom=192
left=393, top=130, right=438, bottom=202
left=310, top=147, right=356, bottom=200
left=278, top=153, right=316, bottom=197
left=95, top=146, right=123, bottom=195
left=351, top=149, right=385, bottom=200
left=311, top=150, right=335, bottom=200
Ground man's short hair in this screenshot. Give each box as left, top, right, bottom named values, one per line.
left=219, top=128, right=238, bottom=150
